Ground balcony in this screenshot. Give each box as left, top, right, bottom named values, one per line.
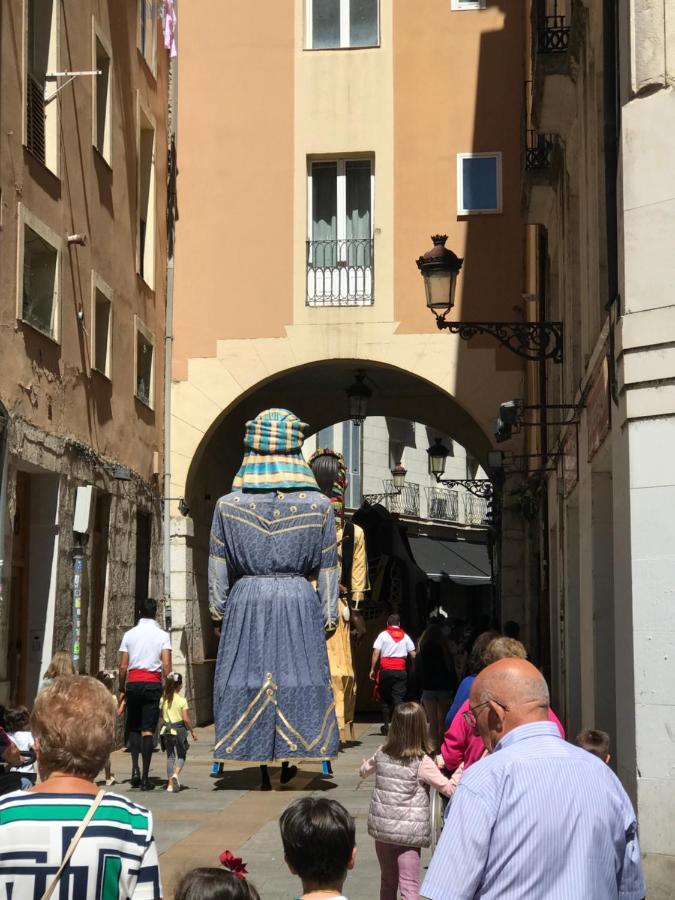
left=523, top=82, right=564, bottom=226
left=306, top=238, right=374, bottom=307
left=463, top=493, right=490, bottom=526
left=425, top=486, right=459, bottom=523
left=530, top=0, right=577, bottom=138
left=525, top=130, right=555, bottom=170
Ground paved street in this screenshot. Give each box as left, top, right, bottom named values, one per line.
left=109, top=721, right=429, bottom=899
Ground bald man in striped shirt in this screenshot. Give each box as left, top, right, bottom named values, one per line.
left=421, top=659, right=644, bottom=900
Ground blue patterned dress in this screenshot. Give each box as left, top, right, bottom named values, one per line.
left=208, top=489, right=340, bottom=762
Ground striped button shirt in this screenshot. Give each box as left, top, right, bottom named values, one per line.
left=421, top=721, right=645, bottom=900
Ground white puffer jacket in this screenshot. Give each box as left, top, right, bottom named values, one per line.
left=365, top=750, right=431, bottom=847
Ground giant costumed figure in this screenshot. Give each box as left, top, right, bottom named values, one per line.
left=309, top=449, right=368, bottom=751
left=208, top=409, right=340, bottom=791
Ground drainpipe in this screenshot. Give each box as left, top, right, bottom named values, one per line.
left=537, top=227, right=551, bottom=681
left=603, top=0, right=620, bottom=403
left=163, top=31, right=178, bottom=630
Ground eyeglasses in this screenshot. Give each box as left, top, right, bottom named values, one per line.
left=462, top=697, right=510, bottom=730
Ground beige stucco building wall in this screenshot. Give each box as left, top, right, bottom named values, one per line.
left=0, top=0, right=169, bottom=703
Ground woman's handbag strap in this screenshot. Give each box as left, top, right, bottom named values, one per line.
left=40, top=789, right=106, bottom=900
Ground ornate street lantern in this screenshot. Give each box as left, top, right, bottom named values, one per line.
left=427, top=438, right=450, bottom=480
left=346, top=370, right=371, bottom=426
left=416, top=235, right=464, bottom=314
left=391, top=464, right=407, bottom=491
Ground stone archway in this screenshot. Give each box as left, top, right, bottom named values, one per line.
left=169, top=347, right=527, bottom=721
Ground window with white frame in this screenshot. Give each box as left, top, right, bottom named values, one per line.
left=18, top=206, right=61, bottom=340
left=307, top=0, right=379, bottom=50
left=307, top=157, right=374, bottom=305
left=26, top=0, right=59, bottom=172
left=138, top=0, right=156, bottom=73
left=93, top=24, right=112, bottom=164
left=137, top=99, right=156, bottom=288
left=92, top=273, right=112, bottom=378
left=451, top=0, right=486, bottom=10
left=135, top=317, right=154, bottom=407
left=456, top=152, right=502, bottom=215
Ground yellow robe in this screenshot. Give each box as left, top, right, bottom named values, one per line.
left=327, top=522, right=368, bottom=739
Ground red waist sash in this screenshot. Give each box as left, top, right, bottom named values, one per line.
left=380, top=657, right=407, bottom=671
left=128, top=669, right=161, bottom=683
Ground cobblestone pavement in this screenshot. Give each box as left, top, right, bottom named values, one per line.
left=109, top=721, right=431, bottom=899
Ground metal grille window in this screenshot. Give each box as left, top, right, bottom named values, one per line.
left=21, top=218, right=59, bottom=339
left=308, top=0, right=379, bottom=49
left=135, top=318, right=154, bottom=408
left=26, top=0, right=58, bottom=170
left=307, top=158, right=374, bottom=306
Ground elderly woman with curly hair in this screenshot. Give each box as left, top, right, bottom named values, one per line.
left=0, top=675, right=162, bottom=899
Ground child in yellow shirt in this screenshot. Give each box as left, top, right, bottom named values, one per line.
left=160, top=672, right=197, bottom=792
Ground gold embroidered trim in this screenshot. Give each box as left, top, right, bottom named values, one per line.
left=220, top=514, right=323, bottom=537
left=214, top=673, right=336, bottom=757
left=220, top=502, right=324, bottom=527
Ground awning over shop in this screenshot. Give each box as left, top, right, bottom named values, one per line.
left=407, top=536, right=492, bottom=587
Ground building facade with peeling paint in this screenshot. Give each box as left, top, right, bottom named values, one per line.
left=0, top=0, right=169, bottom=704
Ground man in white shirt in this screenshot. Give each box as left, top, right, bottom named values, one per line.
left=370, top=614, right=416, bottom=734
left=119, top=598, right=171, bottom=790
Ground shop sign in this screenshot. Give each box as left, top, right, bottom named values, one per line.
left=562, top=426, right=578, bottom=498
left=587, top=356, right=610, bottom=461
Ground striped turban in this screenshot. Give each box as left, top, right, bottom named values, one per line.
left=232, top=408, right=319, bottom=493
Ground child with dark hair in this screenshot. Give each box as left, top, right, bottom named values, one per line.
left=174, top=866, right=260, bottom=900
left=160, top=671, right=197, bottom=792
left=279, top=797, right=356, bottom=899
left=5, top=706, right=36, bottom=788
left=576, top=728, right=611, bottom=763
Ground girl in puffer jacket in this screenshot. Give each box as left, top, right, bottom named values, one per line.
left=359, top=702, right=461, bottom=900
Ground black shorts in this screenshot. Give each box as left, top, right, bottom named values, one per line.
left=379, top=670, right=408, bottom=710
left=125, top=682, right=162, bottom=733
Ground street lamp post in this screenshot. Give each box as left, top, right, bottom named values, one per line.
left=416, top=235, right=564, bottom=363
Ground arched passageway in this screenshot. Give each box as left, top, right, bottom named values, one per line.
left=171, top=358, right=527, bottom=721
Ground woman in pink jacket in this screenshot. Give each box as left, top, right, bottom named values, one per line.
left=441, top=636, right=565, bottom=773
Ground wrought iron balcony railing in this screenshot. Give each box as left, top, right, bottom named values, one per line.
left=525, top=130, right=555, bottom=170
left=463, top=493, right=490, bottom=526
left=425, top=486, right=459, bottom=523
left=536, top=1, right=570, bottom=53
left=307, top=238, right=374, bottom=307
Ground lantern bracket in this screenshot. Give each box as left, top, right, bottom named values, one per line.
left=434, top=315, right=564, bottom=363
left=433, top=477, right=494, bottom=499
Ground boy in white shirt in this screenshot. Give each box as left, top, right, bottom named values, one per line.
left=370, top=614, right=416, bottom=735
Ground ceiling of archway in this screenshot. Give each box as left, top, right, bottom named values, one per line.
left=185, top=359, right=495, bottom=516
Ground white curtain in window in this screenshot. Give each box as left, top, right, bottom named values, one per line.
left=346, top=161, right=371, bottom=266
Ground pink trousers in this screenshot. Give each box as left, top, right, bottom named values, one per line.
left=375, top=840, right=421, bottom=900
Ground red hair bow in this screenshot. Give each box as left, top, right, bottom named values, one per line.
left=219, top=850, right=248, bottom=880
